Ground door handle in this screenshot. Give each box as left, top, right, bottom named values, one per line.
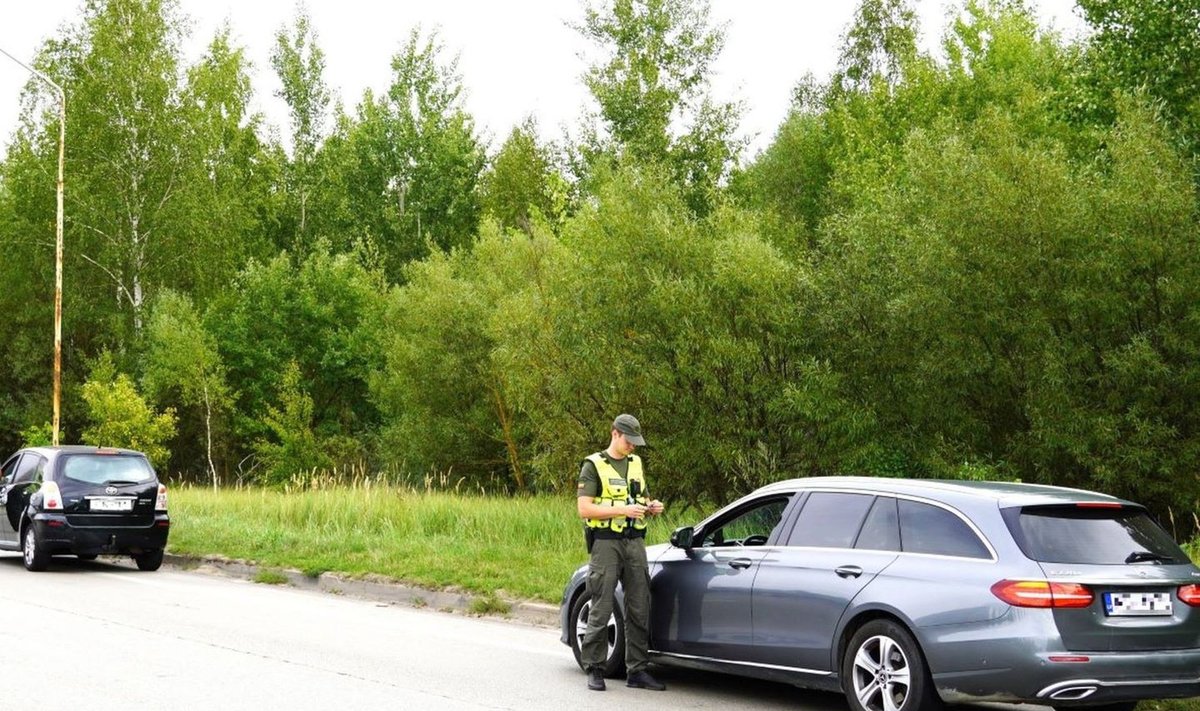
left=835, top=565, right=863, bottom=578
left=729, top=558, right=753, bottom=570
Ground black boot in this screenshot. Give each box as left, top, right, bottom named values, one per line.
left=587, top=668, right=606, bottom=691
left=626, top=669, right=666, bottom=691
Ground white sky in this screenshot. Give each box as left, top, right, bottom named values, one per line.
left=0, top=0, right=1084, bottom=159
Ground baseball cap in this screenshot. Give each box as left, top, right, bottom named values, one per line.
left=613, top=413, right=647, bottom=446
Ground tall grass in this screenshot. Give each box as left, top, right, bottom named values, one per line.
left=170, top=483, right=698, bottom=602
left=170, top=482, right=1200, bottom=605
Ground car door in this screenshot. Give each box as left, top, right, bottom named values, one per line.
left=650, top=494, right=794, bottom=662
left=0, top=453, right=23, bottom=543
left=749, top=492, right=901, bottom=670
left=0, top=453, right=40, bottom=544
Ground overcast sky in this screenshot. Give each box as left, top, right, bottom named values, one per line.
left=1, top=0, right=1084, bottom=158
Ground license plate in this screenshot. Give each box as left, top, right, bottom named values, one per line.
left=89, top=497, right=134, bottom=512
left=1103, top=591, right=1173, bottom=616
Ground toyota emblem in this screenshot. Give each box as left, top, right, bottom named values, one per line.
left=105, top=486, right=118, bottom=494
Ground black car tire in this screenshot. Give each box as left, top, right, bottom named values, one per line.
left=21, top=524, right=49, bottom=572
left=842, top=619, right=941, bottom=711
left=134, top=548, right=164, bottom=571
left=568, top=590, right=625, bottom=677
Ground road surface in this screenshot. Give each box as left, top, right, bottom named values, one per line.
left=0, top=555, right=848, bottom=710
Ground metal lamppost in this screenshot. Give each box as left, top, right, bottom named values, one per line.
left=1, top=47, right=65, bottom=446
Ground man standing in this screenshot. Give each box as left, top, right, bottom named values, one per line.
left=576, top=413, right=666, bottom=692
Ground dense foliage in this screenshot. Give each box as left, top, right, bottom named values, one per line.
left=1, top=0, right=1197, bottom=524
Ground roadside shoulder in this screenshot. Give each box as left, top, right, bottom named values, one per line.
left=160, top=553, right=560, bottom=628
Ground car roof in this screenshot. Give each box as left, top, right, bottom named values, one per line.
left=21, top=445, right=147, bottom=459
left=755, top=476, right=1133, bottom=508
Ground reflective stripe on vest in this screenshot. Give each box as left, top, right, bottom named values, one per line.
left=584, top=453, right=647, bottom=532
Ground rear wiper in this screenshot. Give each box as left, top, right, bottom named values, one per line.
left=1125, top=551, right=1175, bottom=564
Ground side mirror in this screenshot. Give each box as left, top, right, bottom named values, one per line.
left=670, top=526, right=694, bottom=550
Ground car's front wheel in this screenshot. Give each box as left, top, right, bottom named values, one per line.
left=22, top=524, right=49, bottom=572
left=843, top=619, right=941, bottom=711
left=568, top=590, right=625, bottom=677
left=133, top=548, right=164, bottom=571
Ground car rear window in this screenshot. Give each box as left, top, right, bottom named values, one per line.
left=1002, top=505, right=1189, bottom=565
left=61, top=454, right=155, bottom=485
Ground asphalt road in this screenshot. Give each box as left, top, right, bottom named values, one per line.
left=0, top=554, right=849, bottom=711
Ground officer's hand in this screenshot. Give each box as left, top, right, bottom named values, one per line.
left=648, top=500, right=664, bottom=515
left=625, top=503, right=648, bottom=519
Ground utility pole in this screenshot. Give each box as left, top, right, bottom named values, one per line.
left=1, top=47, right=66, bottom=446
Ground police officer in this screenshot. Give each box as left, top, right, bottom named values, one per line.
left=576, top=413, right=666, bottom=692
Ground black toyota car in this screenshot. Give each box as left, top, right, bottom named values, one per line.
left=0, top=446, right=170, bottom=571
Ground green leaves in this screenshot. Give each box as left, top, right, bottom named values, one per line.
left=576, top=0, right=743, bottom=216
left=334, top=29, right=485, bottom=279
left=479, top=119, right=569, bottom=235
left=81, top=353, right=177, bottom=466
left=207, top=247, right=387, bottom=483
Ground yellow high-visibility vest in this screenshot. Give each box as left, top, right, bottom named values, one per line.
left=584, top=453, right=647, bottom=533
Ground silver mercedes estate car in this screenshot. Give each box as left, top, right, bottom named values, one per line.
left=560, top=477, right=1200, bottom=711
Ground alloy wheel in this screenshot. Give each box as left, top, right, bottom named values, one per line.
left=851, top=634, right=913, bottom=711
left=23, top=528, right=35, bottom=567
left=574, top=597, right=618, bottom=662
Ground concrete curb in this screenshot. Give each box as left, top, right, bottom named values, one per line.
left=162, top=553, right=560, bottom=628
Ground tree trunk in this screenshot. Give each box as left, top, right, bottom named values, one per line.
left=490, top=381, right=524, bottom=490
left=203, top=382, right=217, bottom=491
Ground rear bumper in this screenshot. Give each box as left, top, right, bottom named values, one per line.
left=1030, top=650, right=1200, bottom=705
left=32, top=512, right=170, bottom=555
left=924, top=607, right=1200, bottom=705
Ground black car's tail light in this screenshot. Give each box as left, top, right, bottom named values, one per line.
left=991, top=579, right=1094, bottom=608
left=41, top=481, right=64, bottom=510
left=155, top=483, right=168, bottom=512
left=1177, top=585, right=1200, bottom=606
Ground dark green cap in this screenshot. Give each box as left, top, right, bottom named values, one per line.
left=613, top=413, right=647, bottom=446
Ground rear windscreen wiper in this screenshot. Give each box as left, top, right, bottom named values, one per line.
left=1125, top=551, right=1175, bottom=564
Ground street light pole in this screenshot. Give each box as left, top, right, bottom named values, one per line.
left=1, top=47, right=66, bottom=446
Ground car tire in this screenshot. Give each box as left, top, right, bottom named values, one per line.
left=568, top=589, right=625, bottom=677
left=133, top=548, right=164, bottom=571
left=843, top=619, right=941, bottom=711
left=22, top=523, right=49, bottom=572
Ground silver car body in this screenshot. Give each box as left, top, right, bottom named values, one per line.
left=560, top=477, right=1200, bottom=706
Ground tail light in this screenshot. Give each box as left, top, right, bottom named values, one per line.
left=41, top=481, right=64, bottom=510
left=1178, top=585, right=1200, bottom=606
left=155, top=484, right=168, bottom=512
left=991, top=579, right=1094, bottom=608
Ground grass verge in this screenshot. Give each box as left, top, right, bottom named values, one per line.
left=170, top=485, right=695, bottom=603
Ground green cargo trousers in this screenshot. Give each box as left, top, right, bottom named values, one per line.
left=582, top=536, right=651, bottom=674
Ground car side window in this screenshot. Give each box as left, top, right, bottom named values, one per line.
left=0, top=455, right=20, bottom=485
left=854, top=496, right=901, bottom=551
left=701, top=496, right=791, bottom=547
left=786, top=492, right=875, bottom=549
left=898, top=499, right=990, bottom=559
left=12, top=454, right=41, bottom=485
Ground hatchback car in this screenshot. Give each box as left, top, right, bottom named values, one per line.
left=0, top=446, right=170, bottom=571
left=561, top=477, right=1200, bottom=711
